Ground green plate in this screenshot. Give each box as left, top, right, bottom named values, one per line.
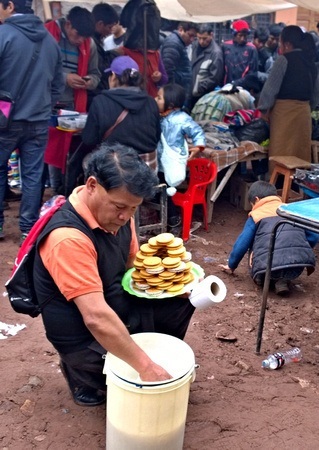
left=122, top=262, right=205, bottom=299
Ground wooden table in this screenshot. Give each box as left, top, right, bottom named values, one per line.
left=202, top=141, right=268, bottom=222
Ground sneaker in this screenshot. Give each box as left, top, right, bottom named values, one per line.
left=19, top=232, right=28, bottom=247
left=9, top=180, right=21, bottom=189
left=0, top=226, right=4, bottom=240
left=275, top=279, right=290, bottom=296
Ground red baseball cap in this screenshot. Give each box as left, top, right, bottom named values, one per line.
left=232, top=20, right=250, bottom=34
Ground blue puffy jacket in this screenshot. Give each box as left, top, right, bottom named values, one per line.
left=157, top=110, right=206, bottom=173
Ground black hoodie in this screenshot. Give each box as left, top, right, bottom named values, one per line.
left=82, top=87, right=161, bottom=153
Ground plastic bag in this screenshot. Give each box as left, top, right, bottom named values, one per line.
left=159, top=133, right=188, bottom=187
left=232, top=118, right=270, bottom=143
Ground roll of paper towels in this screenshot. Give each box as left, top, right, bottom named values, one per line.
left=189, top=275, right=227, bottom=310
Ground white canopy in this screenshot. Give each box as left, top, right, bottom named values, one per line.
left=40, top=0, right=319, bottom=23
left=155, top=0, right=297, bottom=23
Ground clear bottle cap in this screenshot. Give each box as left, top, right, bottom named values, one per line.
left=261, top=360, right=270, bottom=368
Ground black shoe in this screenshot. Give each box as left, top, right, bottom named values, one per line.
left=5, top=189, right=21, bottom=202
left=60, top=360, right=106, bottom=407
left=168, top=215, right=181, bottom=228
left=275, top=279, right=290, bottom=296
left=72, top=386, right=106, bottom=407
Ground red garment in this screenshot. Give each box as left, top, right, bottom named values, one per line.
left=122, top=48, right=160, bottom=98
left=45, top=20, right=90, bottom=112
left=223, top=109, right=261, bottom=126
left=44, top=127, right=75, bottom=173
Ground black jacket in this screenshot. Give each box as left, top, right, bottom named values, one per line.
left=160, top=31, right=192, bottom=92
left=82, top=87, right=161, bottom=154
left=120, top=0, right=161, bottom=50
left=251, top=216, right=316, bottom=280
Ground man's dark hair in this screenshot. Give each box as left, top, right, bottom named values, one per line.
left=268, top=23, right=285, bottom=38
left=254, top=27, right=269, bottom=44
left=1, top=0, right=33, bottom=14
left=162, top=83, right=186, bottom=110
left=198, top=24, right=213, bottom=34
left=85, top=143, right=159, bottom=199
left=239, top=74, right=263, bottom=94
left=178, top=22, right=199, bottom=33
left=92, top=3, right=119, bottom=25
left=66, top=7, right=95, bottom=37
left=248, top=181, right=277, bottom=204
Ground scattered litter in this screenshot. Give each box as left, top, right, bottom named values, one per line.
left=34, top=435, right=46, bottom=442
left=244, top=327, right=255, bottom=333
left=203, top=256, right=218, bottom=263
left=0, top=321, right=26, bottom=339
left=291, top=377, right=311, bottom=389
left=300, top=327, right=314, bottom=334
left=294, top=284, right=306, bottom=292
left=234, top=292, right=244, bottom=298
left=20, top=399, right=35, bottom=416
left=207, top=375, right=215, bottom=380
left=190, top=222, right=202, bottom=233
left=215, top=329, right=237, bottom=342
left=235, top=360, right=250, bottom=371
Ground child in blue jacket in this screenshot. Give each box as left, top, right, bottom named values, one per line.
left=155, top=83, right=206, bottom=229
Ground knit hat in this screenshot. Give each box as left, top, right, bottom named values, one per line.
left=105, top=56, right=139, bottom=75
left=13, top=0, right=33, bottom=9
left=232, top=20, right=250, bottom=34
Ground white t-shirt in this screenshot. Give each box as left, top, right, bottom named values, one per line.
left=103, top=34, right=125, bottom=51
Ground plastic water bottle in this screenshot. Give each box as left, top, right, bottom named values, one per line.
left=262, top=347, right=302, bottom=370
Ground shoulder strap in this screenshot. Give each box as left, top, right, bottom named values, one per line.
left=15, top=39, right=42, bottom=102
left=103, top=109, right=129, bottom=141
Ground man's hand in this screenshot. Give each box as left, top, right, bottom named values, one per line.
left=219, top=264, right=234, bottom=275
left=151, top=71, right=162, bottom=83
left=66, top=73, right=87, bottom=90
left=139, top=361, right=172, bottom=382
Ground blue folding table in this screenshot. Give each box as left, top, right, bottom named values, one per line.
left=256, top=198, right=319, bottom=354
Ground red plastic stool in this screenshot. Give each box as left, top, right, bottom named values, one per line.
left=172, top=158, right=217, bottom=241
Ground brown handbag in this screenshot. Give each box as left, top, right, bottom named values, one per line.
left=102, top=109, right=129, bottom=140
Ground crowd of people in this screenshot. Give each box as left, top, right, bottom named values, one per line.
left=1, top=0, right=319, bottom=407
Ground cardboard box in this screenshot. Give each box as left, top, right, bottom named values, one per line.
left=230, top=176, right=253, bottom=211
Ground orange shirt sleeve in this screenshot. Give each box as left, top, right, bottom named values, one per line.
left=39, top=227, right=103, bottom=301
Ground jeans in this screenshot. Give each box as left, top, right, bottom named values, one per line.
left=0, top=121, right=48, bottom=232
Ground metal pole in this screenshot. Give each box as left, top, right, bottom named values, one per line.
left=255, top=220, right=285, bottom=354
left=143, top=8, right=148, bottom=91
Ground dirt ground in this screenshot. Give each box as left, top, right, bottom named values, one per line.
left=1, top=189, right=319, bottom=450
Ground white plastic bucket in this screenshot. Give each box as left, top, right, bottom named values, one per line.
left=103, top=332, right=196, bottom=450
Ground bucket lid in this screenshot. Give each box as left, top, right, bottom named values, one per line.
left=104, top=332, right=195, bottom=386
